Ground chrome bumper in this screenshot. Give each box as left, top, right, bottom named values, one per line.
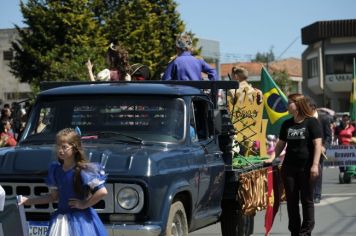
left=106, top=224, right=161, bottom=236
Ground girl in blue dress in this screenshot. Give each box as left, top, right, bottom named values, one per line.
left=19, top=128, right=108, bottom=236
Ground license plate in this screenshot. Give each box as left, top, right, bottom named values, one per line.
left=28, top=221, right=49, bottom=236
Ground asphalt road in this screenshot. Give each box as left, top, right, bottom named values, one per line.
left=191, top=167, right=356, bottom=236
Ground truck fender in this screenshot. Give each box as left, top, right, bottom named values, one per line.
left=159, top=179, right=193, bottom=233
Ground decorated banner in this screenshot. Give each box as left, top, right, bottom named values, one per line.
left=227, top=80, right=267, bottom=157
left=325, top=145, right=356, bottom=166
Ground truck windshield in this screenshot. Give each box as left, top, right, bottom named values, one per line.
left=22, top=95, right=186, bottom=144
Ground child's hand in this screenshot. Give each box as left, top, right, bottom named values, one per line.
left=68, top=198, right=87, bottom=209
left=264, top=157, right=274, bottom=164
left=18, top=195, right=28, bottom=205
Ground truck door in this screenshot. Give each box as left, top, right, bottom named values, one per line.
left=191, top=98, right=225, bottom=226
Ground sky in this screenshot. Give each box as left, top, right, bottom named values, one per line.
left=1, top=0, right=356, bottom=63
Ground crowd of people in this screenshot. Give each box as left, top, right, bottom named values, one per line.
left=0, top=102, right=30, bottom=147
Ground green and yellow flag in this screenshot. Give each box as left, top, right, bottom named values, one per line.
left=350, top=58, right=356, bottom=121
left=260, top=67, right=291, bottom=135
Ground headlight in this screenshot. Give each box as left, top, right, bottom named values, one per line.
left=114, top=183, right=144, bottom=213
left=117, top=187, right=139, bottom=210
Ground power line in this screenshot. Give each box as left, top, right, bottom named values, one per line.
left=276, top=36, right=300, bottom=60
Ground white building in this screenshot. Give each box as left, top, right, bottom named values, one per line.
left=0, top=28, right=31, bottom=106
left=301, top=19, right=356, bottom=112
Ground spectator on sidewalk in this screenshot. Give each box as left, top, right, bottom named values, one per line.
left=0, top=119, right=17, bottom=147
left=308, top=100, right=332, bottom=204
left=335, top=114, right=356, bottom=181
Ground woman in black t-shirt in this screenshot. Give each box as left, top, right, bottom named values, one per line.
left=265, top=93, right=322, bottom=236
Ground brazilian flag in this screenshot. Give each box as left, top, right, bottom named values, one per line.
left=349, top=58, right=356, bottom=121
left=260, top=67, right=291, bottom=135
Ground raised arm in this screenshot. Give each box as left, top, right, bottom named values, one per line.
left=86, top=59, right=96, bottom=82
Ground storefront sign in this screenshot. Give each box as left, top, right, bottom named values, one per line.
left=325, top=74, right=353, bottom=82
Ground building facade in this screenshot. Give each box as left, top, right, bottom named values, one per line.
left=0, top=28, right=31, bottom=106
left=301, top=19, right=356, bottom=112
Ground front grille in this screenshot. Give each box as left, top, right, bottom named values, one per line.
left=1, top=182, right=114, bottom=213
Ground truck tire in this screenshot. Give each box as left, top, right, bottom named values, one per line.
left=220, top=199, right=254, bottom=236
left=343, top=173, right=351, bottom=184
left=166, top=201, right=188, bottom=236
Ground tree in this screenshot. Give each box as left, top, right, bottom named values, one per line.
left=10, top=0, right=187, bottom=85
left=10, top=0, right=110, bottom=90
left=92, top=0, right=185, bottom=80
left=252, top=47, right=275, bottom=64
left=272, top=70, right=291, bottom=95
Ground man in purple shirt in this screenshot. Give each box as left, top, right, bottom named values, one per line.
left=162, top=34, right=218, bottom=81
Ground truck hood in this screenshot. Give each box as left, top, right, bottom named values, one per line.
left=0, top=142, right=174, bottom=176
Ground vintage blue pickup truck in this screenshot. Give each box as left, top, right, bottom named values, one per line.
left=0, top=81, right=263, bottom=236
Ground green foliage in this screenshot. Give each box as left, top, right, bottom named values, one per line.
left=252, top=47, right=275, bottom=63
left=272, top=70, right=291, bottom=95
left=10, top=0, right=109, bottom=89
left=96, top=0, right=185, bottom=80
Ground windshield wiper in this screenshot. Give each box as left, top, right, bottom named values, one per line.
left=97, top=131, right=143, bottom=144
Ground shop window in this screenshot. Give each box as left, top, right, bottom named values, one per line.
left=4, top=92, right=31, bottom=100
left=307, top=58, right=318, bottom=78
left=326, top=54, right=356, bottom=74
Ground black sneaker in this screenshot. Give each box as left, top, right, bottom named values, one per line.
left=314, top=197, right=320, bottom=204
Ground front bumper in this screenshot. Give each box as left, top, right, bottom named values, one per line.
left=106, top=224, right=161, bottom=236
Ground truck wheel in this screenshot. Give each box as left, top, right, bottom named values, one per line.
left=344, top=173, right=351, bottom=184
left=220, top=199, right=254, bottom=236
left=166, top=201, right=188, bottom=236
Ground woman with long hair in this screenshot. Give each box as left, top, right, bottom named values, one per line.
left=87, top=42, right=131, bottom=81
left=265, top=93, right=322, bottom=236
